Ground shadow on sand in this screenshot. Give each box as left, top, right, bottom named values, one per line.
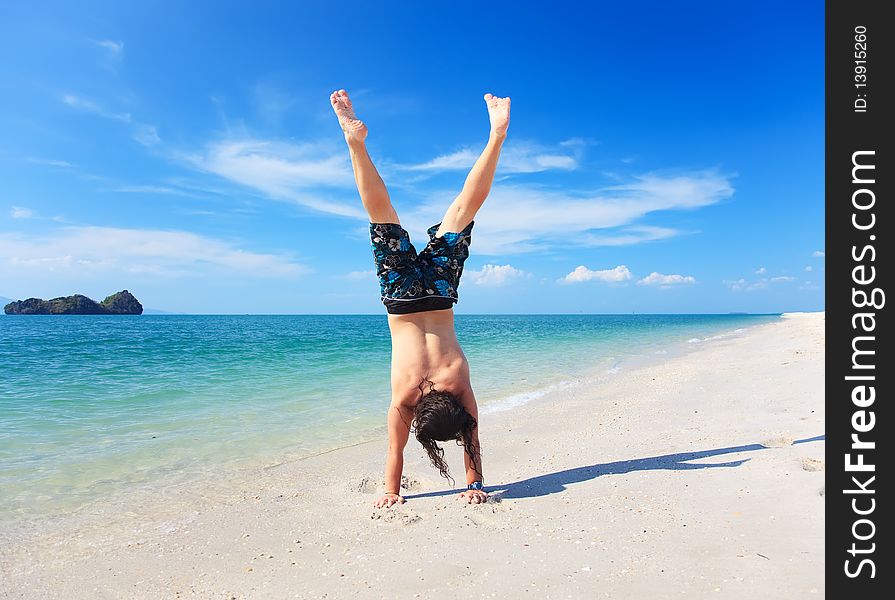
left=403, top=434, right=825, bottom=501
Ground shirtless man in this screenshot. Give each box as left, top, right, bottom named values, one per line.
left=329, top=89, right=510, bottom=508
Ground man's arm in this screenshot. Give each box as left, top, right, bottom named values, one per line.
left=459, top=391, right=488, bottom=504
left=462, top=424, right=484, bottom=485
left=373, top=402, right=412, bottom=508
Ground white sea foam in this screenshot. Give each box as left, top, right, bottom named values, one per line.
left=687, top=327, right=749, bottom=344
left=480, top=379, right=584, bottom=415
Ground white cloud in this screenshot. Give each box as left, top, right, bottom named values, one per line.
left=96, top=39, right=124, bottom=55
left=804, top=265, right=813, bottom=272
left=560, top=265, right=632, bottom=284
left=171, top=134, right=726, bottom=254
left=724, top=275, right=796, bottom=292
left=466, top=264, right=530, bottom=286
left=341, top=269, right=375, bottom=280
left=181, top=139, right=363, bottom=218
left=724, top=278, right=753, bottom=291
left=61, top=93, right=163, bottom=146
left=103, top=185, right=193, bottom=196
left=93, top=39, right=124, bottom=73
left=637, top=272, right=696, bottom=286
left=406, top=149, right=479, bottom=172
left=0, top=226, right=306, bottom=278
left=579, top=225, right=682, bottom=247
left=133, top=124, right=161, bottom=146
left=62, top=93, right=131, bottom=123
left=399, top=171, right=733, bottom=255
left=252, top=82, right=299, bottom=124
left=755, top=266, right=766, bottom=275
left=402, top=140, right=580, bottom=174
left=10, top=207, right=34, bottom=219
left=27, top=158, right=74, bottom=168
left=812, top=250, right=825, bottom=258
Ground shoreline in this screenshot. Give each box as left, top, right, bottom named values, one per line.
left=1, top=314, right=778, bottom=534
left=1, top=311, right=824, bottom=599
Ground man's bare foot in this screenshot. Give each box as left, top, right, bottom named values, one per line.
left=484, top=93, right=510, bottom=138
left=330, top=89, right=368, bottom=144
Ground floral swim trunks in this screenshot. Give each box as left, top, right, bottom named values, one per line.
left=370, top=220, right=474, bottom=315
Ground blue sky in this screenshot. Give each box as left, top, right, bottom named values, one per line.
left=0, top=1, right=824, bottom=314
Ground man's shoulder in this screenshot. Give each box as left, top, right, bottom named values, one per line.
left=390, top=388, right=420, bottom=410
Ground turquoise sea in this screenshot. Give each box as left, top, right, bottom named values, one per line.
left=0, top=313, right=780, bottom=524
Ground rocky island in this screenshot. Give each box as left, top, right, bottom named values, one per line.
left=4, top=290, right=143, bottom=315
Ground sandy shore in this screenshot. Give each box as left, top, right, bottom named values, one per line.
left=1, top=312, right=825, bottom=599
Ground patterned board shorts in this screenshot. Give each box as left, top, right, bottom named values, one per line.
left=370, top=220, right=474, bottom=315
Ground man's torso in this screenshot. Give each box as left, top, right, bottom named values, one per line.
left=387, top=308, right=470, bottom=406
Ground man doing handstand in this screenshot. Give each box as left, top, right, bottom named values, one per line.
left=330, top=89, right=510, bottom=508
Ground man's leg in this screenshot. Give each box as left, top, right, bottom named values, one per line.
left=436, top=94, right=511, bottom=237
left=331, top=89, right=400, bottom=224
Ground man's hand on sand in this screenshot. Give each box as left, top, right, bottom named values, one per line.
left=458, top=489, right=488, bottom=504
left=373, top=492, right=405, bottom=509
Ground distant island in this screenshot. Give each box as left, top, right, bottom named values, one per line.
left=4, top=290, right=143, bottom=315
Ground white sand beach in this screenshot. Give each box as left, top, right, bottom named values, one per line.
left=1, top=312, right=825, bottom=599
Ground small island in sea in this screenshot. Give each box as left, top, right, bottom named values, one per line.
left=4, top=290, right=143, bottom=315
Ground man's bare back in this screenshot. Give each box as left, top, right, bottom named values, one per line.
left=387, top=309, right=471, bottom=407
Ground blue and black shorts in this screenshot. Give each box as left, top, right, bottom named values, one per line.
left=370, top=221, right=474, bottom=315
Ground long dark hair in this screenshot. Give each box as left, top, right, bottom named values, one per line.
left=408, top=378, right=482, bottom=487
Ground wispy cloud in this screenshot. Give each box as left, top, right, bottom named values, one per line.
left=27, top=157, right=74, bottom=168
left=812, top=250, right=825, bottom=258
left=252, top=82, right=299, bottom=124
left=404, top=149, right=479, bottom=172
left=724, top=275, right=796, bottom=292
left=560, top=265, right=632, bottom=284
left=133, top=123, right=161, bottom=146
left=181, top=138, right=363, bottom=218
left=96, top=39, right=124, bottom=54
left=93, top=39, right=124, bottom=72
left=0, top=226, right=306, bottom=278
left=399, top=171, right=733, bottom=255
left=340, top=269, right=375, bottom=280
left=804, top=265, right=813, bottom=272
left=401, top=139, right=581, bottom=174
left=62, top=93, right=131, bottom=122
left=61, top=93, right=161, bottom=146
left=103, top=185, right=188, bottom=195
left=466, top=264, right=530, bottom=286
left=637, top=272, right=696, bottom=286
left=396, top=139, right=585, bottom=174
left=10, top=207, right=35, bottom=219
left=579, top=225, right=683, bottom=247
left=755, top=266, right=766, bottom=275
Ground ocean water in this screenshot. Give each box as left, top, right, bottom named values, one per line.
left=0, top=313, right=780, bottom=523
